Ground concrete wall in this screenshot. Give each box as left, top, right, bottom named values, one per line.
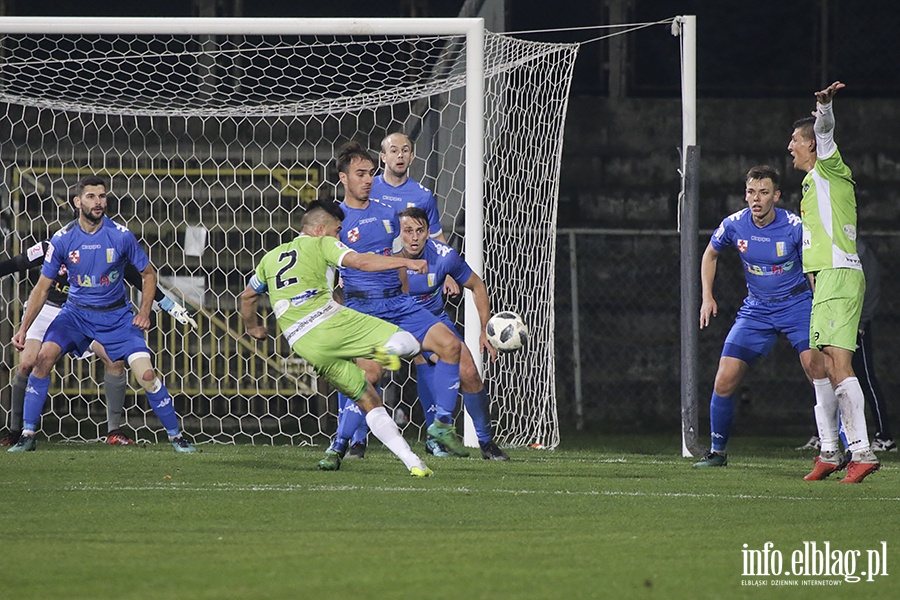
left=559, top=97, right=900, bottom=230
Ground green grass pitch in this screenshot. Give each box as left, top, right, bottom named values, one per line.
left=1, top=434, right=896, bottom=599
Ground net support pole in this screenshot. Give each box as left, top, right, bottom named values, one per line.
left=674, top=15, right=703, bottom=458
left=463, top=20, right=486, bottom=447
left=680, top=145, right=702, bottom=459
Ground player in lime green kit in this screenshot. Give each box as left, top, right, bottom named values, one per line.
left=788, top=81, right=879, bottom=483
left=240, top=200, right=434, bottom=477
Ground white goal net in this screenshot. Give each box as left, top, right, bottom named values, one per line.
left=0, top=18, right=577, bottom=448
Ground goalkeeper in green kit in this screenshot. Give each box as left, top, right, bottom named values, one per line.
left=240, top=200, right=434, bottom=477
left=787, top=81, right=879, bottom=483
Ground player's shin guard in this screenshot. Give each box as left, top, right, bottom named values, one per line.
left=415, top=361, right=437, bottom=428
left=463, top=388, right=492, bottom=443
left=333, top=393, right=366, bottom=454
left=104, top=372, right=128, bottom=433
left=145, top=382, right=181, bottom=438
left=22, top=374, right=51, bottom=433
left=432, top=360, right=460, bottom=424
left=365, top=406, right=423, bottom=470
left=10, top=371, right=28, bottom=431
left=813, top=378, right=841, bottom=452
left=709, top=392, right=734, bottom=453
left=834, top=377, right=871, bottom=453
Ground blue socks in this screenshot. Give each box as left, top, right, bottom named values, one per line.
left=463, top=389, right=492, bottom=443
left=146, top=383, right=181, bottom=437
left=416, top=361, right=438, bottom=428
left=709, top=392, right=734, bottom=453
left=333, top=392, right=367, bottom=453
left=432, top=360, right=461, bottom=424
left=22, top=374, right=51, bottom=432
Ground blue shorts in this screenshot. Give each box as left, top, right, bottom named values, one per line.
left=721, top=292, right=812, bottom=365
left=42, top=304, right=150, bottom=363
left=345, top=294, right=442, bottom=344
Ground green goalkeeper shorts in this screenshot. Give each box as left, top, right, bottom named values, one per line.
left=291, top=306, right=400, bottom=401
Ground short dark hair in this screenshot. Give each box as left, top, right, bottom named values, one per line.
left=745, top=165, right=780, bottom=190
left=792, top=116, right=815, bottom=141
left=398, top=206, right=429, bottom=228
left=302, top=200, right=345, bottom=228
left=336, top=141, right=376, bottom=174
left=72, top=175, right=107, bottom=198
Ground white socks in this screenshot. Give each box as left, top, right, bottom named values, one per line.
left=365, top=406, right=425, bottom=470
left=834, top=377, right=871, bottom=454
left=813, top=378, right=840, bottom=453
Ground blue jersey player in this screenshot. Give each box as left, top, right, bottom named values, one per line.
left=398, top=207, right=509, bottom=460
left=371, top=131, right=459, bottom=300
left=372, top=132, right=445, bottom=241
left=692, top=165, right=828, bottom=468
left=316, top=142, right=467, bottom=471
left=8, top=175, right=195, bottom=453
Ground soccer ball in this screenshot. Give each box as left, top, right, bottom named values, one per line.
left=486, top=311, right=529, bottom=352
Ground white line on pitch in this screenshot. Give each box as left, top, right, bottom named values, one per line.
left=62, top=483, right=900, bottom=502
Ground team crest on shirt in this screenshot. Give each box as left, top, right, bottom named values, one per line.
left=737, top=239, right=748, bottom=253
left=68, top=249, right=81, bottom=264
left=347, top=227, right=360, bottom=243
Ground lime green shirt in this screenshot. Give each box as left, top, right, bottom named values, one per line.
left=800, top=146, right=862, bottom=273
left=252, top=234, right=352, bottom=344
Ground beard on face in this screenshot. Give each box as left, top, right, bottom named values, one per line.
left=81, top=204, right=104, bottom=223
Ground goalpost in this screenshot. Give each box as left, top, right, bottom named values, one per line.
left=0, top=17, right=578, bottom=448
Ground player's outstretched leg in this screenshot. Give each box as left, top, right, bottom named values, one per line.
left=366, top=405, right=433, bottom=477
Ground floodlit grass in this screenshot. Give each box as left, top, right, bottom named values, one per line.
left=0, top=435, right=896, bottom=599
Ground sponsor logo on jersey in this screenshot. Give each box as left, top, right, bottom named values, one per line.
left=106, top=248, right=115, bottom=263
left=45, top=243, right=55, bottom=262
left=69, top=250, right=81, bottom=264
left=348, top=227, right=360, bottom=243
left=751, top=235, right=770, bottom=242
left=333, top=240, right=348, bottom=250
left=75, top=270, right=121, bottom=287
left=290, top=289, right=319, bottom=306
left=737, top=239, right=748, bottom=253
left=744, top=260, right=795, bottom=276
left=82, top=244, right=101, bottom=250
left=776, top=242, right=785, bottom=256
